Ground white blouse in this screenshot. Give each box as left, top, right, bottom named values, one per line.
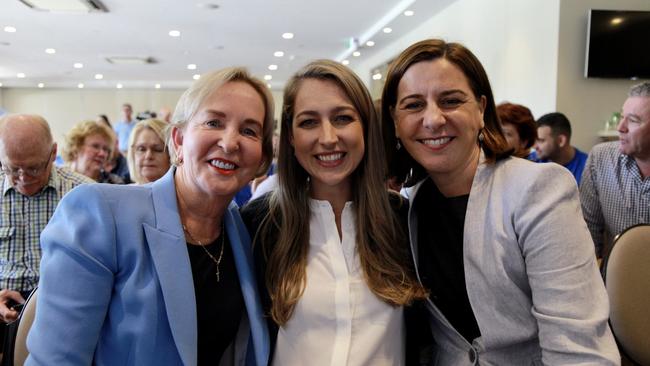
left=272, top=199, right=404, bottom=366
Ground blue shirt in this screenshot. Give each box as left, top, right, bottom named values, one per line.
left=531, top=147, right=588, bottom=184
left=114, top=119, right=136, bottom=152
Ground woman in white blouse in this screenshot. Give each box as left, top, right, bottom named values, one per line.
left=241, top=60, right=426, bottom=366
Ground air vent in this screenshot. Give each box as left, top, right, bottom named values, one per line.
left=19, top=0, right=107, bottom=13
left=106, top=57, right=157, bottom=65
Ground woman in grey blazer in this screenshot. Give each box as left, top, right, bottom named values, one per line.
left=381, top=39, right=620, bottom=365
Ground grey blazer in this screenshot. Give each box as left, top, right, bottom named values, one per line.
left=408, top=156, right=620, bottom=365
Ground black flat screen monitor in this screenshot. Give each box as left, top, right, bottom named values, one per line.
left=585, top=9, right=650, bottom=79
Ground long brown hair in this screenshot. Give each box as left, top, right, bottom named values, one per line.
left=381, top=39, right=512, bottom=185
left=258, top=59, right=426, bottom=325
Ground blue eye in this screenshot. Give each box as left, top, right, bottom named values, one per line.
left=241, top=127, right=259, bottom=137
left=206, top=119, right=223, bottom=128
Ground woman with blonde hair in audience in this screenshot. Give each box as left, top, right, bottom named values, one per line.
left=127, top=118, right=171, bottom=184
left=381, top=39, right=619, bottom=365
left=242, top=59, right=426, bottom=365
left=27, top=67, right=273, bottom=365
left=63, top=120, right=124, bottom=183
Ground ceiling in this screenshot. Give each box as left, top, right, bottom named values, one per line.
left=0, top=0, right=450, bottom=90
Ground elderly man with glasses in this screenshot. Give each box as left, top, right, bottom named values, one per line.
left=0, top=114, right=92, bottom=329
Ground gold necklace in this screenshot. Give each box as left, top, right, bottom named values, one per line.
left=183, top=222, right=226, bottom=282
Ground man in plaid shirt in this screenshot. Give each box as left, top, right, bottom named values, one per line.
left=580, top=82, right=650, bottom=258
left=0, top=114, right=92, bottom=325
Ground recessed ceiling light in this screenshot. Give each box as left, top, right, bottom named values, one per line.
left=45, top=48, right=56, bottom=54
left=169, top=30, right=181, bottom=37
left=282, top=32, right=294, bottom=39
left=17, top=73, right=26, bottom=78
left=116, top=83, right=123, bottom=89
left=73, top=62, right=83, bottom=69
left=155, top=83, right=161, bottom=89
left=77, top=83, right=84, bottom=88
left=274, top=51, right=284, bottom=57
left=365, top=41, right=375, bottom=47
left=352, top=51, right=361, bottom=57
left=38, top=83, right=45, bottom=88
left=264, top=75, right=272, bottom=81
left=193, top=74, right=201, bottom=80
left=342, top=60, right=350, bottom=65
left=187, top=64, right=197, bottom=70
left=372, top=73, right=382, bottom=80
left=383, top=27, right=392, bottom=33
left=268, top=64, right=278, bottom=71
left=404, top=10, right=414, bottom=16
left=94, top=74, right=103, bottom=80
left=3, top=26, right=16, bottom=33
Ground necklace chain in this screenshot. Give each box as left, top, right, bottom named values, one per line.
left=183, top=222, right=225, bottom=282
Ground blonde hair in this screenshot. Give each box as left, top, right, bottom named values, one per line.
left=167, top=67, right=275, bottom=176
left=257, top=60, right=427, bottom=325
left=62, top=120, right=114, bottom=162
left=127, top=119, right=170, bottom=184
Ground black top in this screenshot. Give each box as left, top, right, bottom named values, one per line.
left=186, top=232, right=243, bottom=365
left=413, top=178, right=481, bottom=343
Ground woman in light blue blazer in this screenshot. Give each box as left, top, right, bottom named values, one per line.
left=26, top=67, right=273, bottom=366
left=381, top=39, right=620, bottom=365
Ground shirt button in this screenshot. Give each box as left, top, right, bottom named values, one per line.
left=469, top=348, right=477, bottom=364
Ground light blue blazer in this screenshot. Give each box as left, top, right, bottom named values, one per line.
left=26, top=169, right=269, bottom=366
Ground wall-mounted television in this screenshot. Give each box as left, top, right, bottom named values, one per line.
left=585, top=9, right=650, bottom=79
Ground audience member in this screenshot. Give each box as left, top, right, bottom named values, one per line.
left=114, top=103, right=136, bottom=154
left=158, top=106, right=172, bottom=123
left=382, top=39, right=618, bottom=364
left=580, top=81, right=650, bottom=258
left=534, top=112, right=588, bottom=184
left=127, top=119, right=171, bottom=184
left=242, top=60, right=426, bottom=365
left=97, top=114, right=131, bottom=183
left=63, top=120, right=124, bottom=183
left=26, top=67, right=274, bottom=365
left=0, top=114, right=91, bottom=329
left=496, top=102, right=536, bottom=159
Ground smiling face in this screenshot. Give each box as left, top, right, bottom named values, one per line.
left=133, top=128, right=170, bottom=183
left=173, top=81, right=266, bottom=200
left=618, top=96, right=650, bottom=160
left=290, top=78, right=365, bottom=199
left=393, top=59, right=485, bottom=182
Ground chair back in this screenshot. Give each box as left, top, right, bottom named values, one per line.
left=603, top=224, right=650, bottom=365
left=13, top=288, right=37, bottom=366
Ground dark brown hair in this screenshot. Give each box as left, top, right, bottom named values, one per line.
left=381, top=39, right=512, bottom=185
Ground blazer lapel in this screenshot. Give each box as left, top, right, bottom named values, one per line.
left=144, top=169, right=197, bottom=366
left=224, top=202, right=270, bottom=366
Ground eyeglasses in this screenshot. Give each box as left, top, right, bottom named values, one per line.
left=84, top=142, right=111, bottom=154
left=133, top=144, right=166, bottom=155
left=0, top=149, right=54, bottom=178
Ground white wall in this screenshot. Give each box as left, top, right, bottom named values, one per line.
left=0, top=87, right=284, bottom=146
left=353, top=0, right=560, bottom=119
left=556, top=0, right=650, bottom=151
